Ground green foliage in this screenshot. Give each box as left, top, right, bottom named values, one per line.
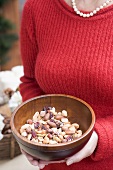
left=0, top=34, right=18, bottom=54
left=0, top=0, right=18, bottom=66
left=0, top=16, right=15, bottom=32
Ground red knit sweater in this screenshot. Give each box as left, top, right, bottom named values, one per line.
left=20, top=0, right=113, bottom=169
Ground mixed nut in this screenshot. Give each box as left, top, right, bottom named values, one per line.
left=20, top=107, right=82, bottom=144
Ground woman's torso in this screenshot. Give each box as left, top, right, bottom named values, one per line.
left=33, top=0, right=113, bottom=119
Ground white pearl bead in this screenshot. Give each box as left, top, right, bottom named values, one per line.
left=83, top=14, right=87, bottom=17
left=93, top=10, right=97, bottom=14
left=73, top=5, right=76, bottom=9
left=96, top=7, right=100, bottom=11
left=73, top=5, right=76, bottom=8
left=106, top=0, right=110, bottom=3
left=103, top=2, right=107, bottom=6
left=100, top=5, right=104, bottom=9
left=80, top=12, right=83, bottom=16
left=77, top=11, right=80, bottom=14
left=86, top=14, right=90, bottom=17
left=74, top=7, right=78, bottom=12
left=72, top=2, right=76, bottom=6
left=90, top=12, right=94, bottom=16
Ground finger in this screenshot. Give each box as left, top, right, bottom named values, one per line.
left=85, top=131, right=98, bottom=157
left=21, top=149, right=40, bottom=166
left=39, top=159, right=65, bottom=165
left=29, top=159, right=39, bottom=166
left=66, top=131, right=98, bottom=165
left=21, top=149, right=26, bottom=154
left=38, top=164, right=46, bottom=169
left=21, top=149, right=34, bottom=161
left=66, top=131, right=98, bottom=166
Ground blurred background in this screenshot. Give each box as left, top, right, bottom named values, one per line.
left=0, top=1, right=38, bottom=169
left=0, top=0, right=25, bottom=71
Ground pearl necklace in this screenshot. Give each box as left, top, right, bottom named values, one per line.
left=71, top=0, right=112, bottom=17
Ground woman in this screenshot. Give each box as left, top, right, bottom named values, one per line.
left=20, top=0, right=113, bottom=169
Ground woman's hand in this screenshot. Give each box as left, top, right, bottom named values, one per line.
left=39, top=131, right=98, bottom=168
left=21, top=149, right=64, bottom=169
left=66, top=131, right=98, bottom=165
left=21, top=148, right=65, bottom=169
left=21, top=149, right=40, bottom=166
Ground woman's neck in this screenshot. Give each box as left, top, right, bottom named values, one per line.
left=64, top=0, right=113, bottom=11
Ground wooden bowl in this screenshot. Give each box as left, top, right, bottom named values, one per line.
left=11, top=94, right=95, bottom=161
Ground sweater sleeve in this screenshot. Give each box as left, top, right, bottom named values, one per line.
left=19, top=1, right=44, bottom=102
left=91, top=115, right=113, bottom=161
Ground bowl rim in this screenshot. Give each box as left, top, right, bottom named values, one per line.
left=11, top=94, right=95, bottom=148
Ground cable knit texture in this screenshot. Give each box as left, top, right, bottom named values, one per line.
left=20, top=0, right=113, bottom=169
